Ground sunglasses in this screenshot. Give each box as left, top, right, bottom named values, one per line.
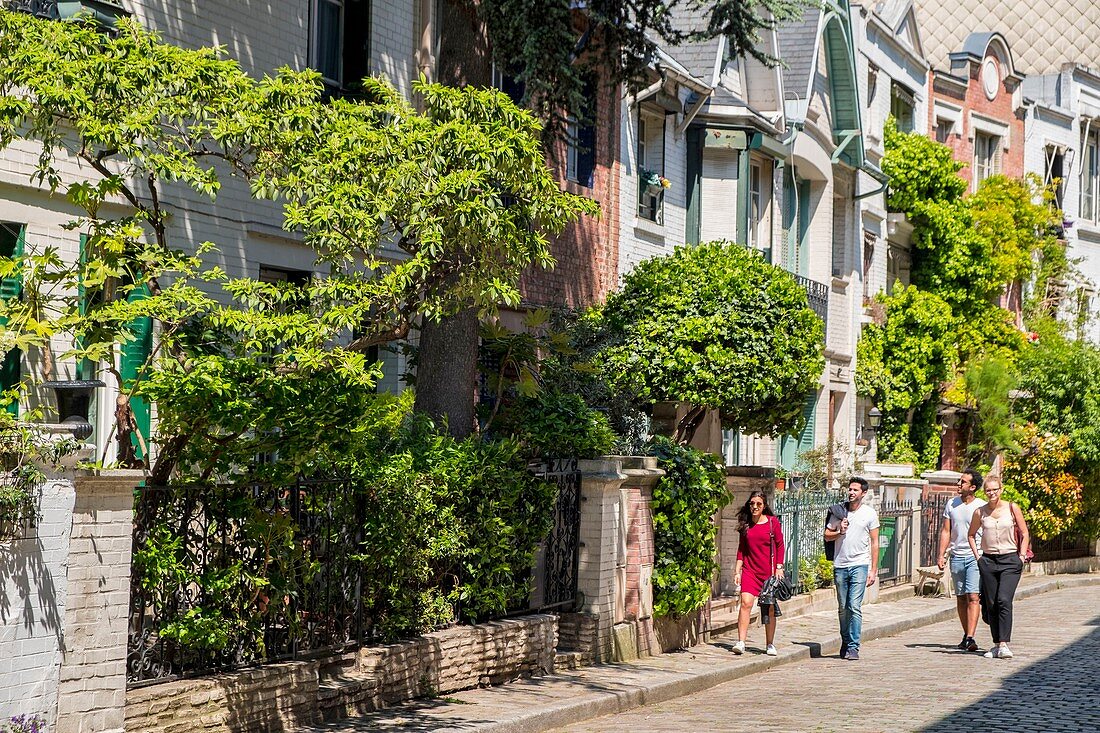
left=749, top=501, right=764, bottom=507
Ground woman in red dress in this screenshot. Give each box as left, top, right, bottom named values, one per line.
left=732, top=490, right=786, bottom=656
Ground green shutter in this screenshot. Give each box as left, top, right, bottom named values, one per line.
left=121, top=284, right=152, bottom=459
left=686, top=127, right=702, bottom=245
left=783, top=169, right=797, bottom=270
left=780, top=390, right=818, bottom=471
left=0, top=224, right=24, bottom=415
left=797, top=180, right=811, bottom=277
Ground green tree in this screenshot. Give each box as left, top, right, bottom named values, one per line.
left=0, top=12, right=594, bottom=472
left=596, top=241, right=824, bottom=444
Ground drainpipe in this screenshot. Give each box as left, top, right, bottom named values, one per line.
left=855, top=161, right=890, bottom=200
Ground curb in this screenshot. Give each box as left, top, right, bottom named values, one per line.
left=470, top=574, right=1100, bottom=733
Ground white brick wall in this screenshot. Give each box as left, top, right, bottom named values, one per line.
left=0, top=479, right=76, bottom=725
left=618, top=84, right=691, bottom=280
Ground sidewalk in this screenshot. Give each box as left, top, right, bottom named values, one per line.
left=302, top=573, right=1100, bottom=733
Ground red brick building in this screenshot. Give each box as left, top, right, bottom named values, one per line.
left=519, top=70, right=622, bottom=310
left=925, top=32, right=1025, bottom=471
left=926, top=31, right=1025, bottom=191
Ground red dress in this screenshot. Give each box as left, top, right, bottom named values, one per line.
left=736, top=516, right=786, bottom=596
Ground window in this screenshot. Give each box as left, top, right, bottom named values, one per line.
left=935, top=119, right=953, bottom=143
left=886, top=242, right=911, bottom=294
left=259, top=266, right=312, bottom=312
left=566, top=76, right=597, bottom=187
left=1082, top=129, right=1099, bottom=223
left=313, top=0, right=371, bottom=96
left=748, top=160, right=774, bottom=259
left=1044, top=145, right=1066, bottom=212
left=491, top=64, right=525, bottom=106
left=973, top=132, right=1000, bottom=189
left=890, top=82, right=915, bottom=132
left=637, top=112, right=666, bottom=223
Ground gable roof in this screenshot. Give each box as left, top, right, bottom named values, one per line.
left=776, top=6, right=823, bottom=104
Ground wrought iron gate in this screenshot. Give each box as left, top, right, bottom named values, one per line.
left=537, top=458, right=582, bottom=610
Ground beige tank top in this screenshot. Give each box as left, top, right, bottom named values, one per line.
left=979, top=507, right=1018, bottom=555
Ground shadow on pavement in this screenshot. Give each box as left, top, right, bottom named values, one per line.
left=918, top=613, right=1100, bottom=732
left=904, top=642, right=961, bottom=654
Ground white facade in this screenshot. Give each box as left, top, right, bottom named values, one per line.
left=1022, top=65, right=1100, bottom=343
left=850, top=0, right=930, bottom=460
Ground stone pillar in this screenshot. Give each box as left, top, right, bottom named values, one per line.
left=56, top=470, right=142, bottom=733
left=619, top=457, right=662, bottom=658
left=574, top=459, right=627, bottom=663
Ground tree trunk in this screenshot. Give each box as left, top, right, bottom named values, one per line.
left=414, top=308, right=480, bottom=437
left=409, top=1, right=491, bottom=438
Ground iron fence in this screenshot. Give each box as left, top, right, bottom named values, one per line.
left=773, top=490, right=844, bottom=593
left=1031, top=533, right=1093, bottom=562
left=127, top=479, right=366, bottom=687
left=920, top=492, right=953, bottom=567
left=533, top=458, right=582, bottom=611
left=795, top=274, right=829, bottom=329
left=876, top=500, right=916, bottom=586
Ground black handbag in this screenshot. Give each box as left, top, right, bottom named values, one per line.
left=762, top=518, right=795, bottom=603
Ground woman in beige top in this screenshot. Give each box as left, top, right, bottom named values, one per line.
left=967, top=477, right=1030, bottom=659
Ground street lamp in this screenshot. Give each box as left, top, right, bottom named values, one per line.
left=868, top=407, right=882, bottom=430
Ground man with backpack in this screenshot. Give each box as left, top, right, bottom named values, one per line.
left=824, top=476, right=880, bottom=660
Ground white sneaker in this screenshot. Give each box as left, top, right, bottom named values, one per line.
left=983, top=647, right=1002, bottom=659
left=732, top=640, right=745, bottom=655
left=999, top=645, right=1013, bottom=659
left=766, top=644, right=778, bottom=656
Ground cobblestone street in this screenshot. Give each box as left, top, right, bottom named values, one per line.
left=556, top=585, right=1100, bottom=733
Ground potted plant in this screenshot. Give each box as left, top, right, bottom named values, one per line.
left=640, top=169, right=671, bottom=195
left=773, top=464, right=788, bottom=492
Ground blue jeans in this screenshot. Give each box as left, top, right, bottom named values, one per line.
left=834, top=564, right=869, bottom=652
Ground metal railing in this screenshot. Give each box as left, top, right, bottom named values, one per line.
left=920, top=492, right=953, bottom=566
left=127, top=479, right=367, bottom=687
left=876, top=500, right=916, bottom=586
left=795, top=274, right=829, bottom=328
left=1031, top=533, right=1093, bottom=562
left=773, top=490, right=844, bottom=593
left=533, top=458, right=582, bottom=611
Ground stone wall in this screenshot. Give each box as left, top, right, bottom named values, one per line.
left=357, top=615, right=556, bottom=703
left=125, top=663, right=321, bottom=733
left=124, top=615, right=557, bottom=732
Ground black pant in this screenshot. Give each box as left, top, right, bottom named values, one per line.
left=978, top=552, right=1023, bottom=643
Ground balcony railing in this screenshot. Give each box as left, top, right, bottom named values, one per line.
left=4, top=0, right=128, bottom=26
left=795, top=274, right=829, bottom=329
left=4, top=0, right=60, bottom=17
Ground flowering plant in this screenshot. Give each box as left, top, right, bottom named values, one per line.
left=640, top=169, right=671, bottom=190
left=7, top=715, right=46, bottom=733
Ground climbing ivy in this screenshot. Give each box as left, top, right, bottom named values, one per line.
left=859, top=124, right=1064, bottom=471
left=646, top=437, right=729, bottom=618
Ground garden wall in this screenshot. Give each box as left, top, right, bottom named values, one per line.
left=0, top=476, right=75, bottom=724
left=124, top=614, right=557, bottom=732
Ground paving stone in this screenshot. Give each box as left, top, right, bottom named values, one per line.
left=557, top=583, right=1100, bottom=733
left=299, top=575, right=1100, bottom=733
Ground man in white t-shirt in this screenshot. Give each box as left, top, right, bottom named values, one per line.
left=824, top=477, right=879, bottom=661
left=936, top=468, right=987, bottom=653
